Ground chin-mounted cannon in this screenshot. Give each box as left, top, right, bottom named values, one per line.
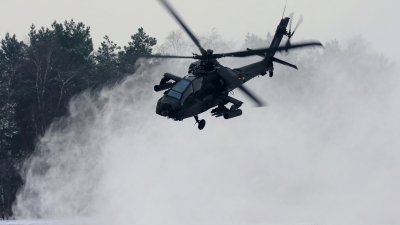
left=153, top=72, right=182, bottom=92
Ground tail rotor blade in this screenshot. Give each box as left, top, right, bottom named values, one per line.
left=286, top=14, right=303, bottom=55
left=288, top=12, right=294, bottom=32
left=292, top=15, right=303, bottom=35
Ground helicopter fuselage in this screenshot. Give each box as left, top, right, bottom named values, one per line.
left=155, top=59, right=271, bottom=121
left=156, top=68, right=224, bottom=120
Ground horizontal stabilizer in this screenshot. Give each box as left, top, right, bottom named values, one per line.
left=272, top=57, right=298, bottom=70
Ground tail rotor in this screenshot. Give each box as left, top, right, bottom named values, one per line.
left=286, top=13, right=303, bottom=50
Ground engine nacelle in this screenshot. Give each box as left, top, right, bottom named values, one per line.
left=223, top=109, right=242, bottom=119
left=163, top=73, right=182, bottom=82
left=154, top=82, right=174, bottom=92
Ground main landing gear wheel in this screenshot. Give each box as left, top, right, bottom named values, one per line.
left=194, top=115, right=206, bottom=130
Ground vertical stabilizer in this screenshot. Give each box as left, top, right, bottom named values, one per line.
left=265, top=17, right=290, bottom=59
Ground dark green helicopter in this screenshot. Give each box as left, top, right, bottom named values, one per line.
left=144, top=0, right=322, bottom=130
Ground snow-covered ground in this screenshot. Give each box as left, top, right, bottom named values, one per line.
left=8, top=33, right=400, bottom=225
left=0, top=218, right=100, bottom=225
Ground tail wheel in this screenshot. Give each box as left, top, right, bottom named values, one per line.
left=198, top=119, right=206, bottom=130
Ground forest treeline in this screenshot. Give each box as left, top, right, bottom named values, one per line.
left=0, top=20, right=159, bottom=219
left=0, top=19, right=392, bottom=219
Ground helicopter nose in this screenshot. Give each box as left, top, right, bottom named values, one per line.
left=156, top=102, right=172, bottom=117
left=160, top=109, right=169, bottom=117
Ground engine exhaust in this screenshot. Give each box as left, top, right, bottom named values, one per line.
left=154, top=82, right=174, bottom=92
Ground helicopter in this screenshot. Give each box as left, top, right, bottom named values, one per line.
left=143, top=0, right=323, bottom=130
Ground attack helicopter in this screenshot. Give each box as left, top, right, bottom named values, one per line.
left=143, top=0, right=322, bottom=130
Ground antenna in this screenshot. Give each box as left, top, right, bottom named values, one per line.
left=282, top=0, right=288, bottom=19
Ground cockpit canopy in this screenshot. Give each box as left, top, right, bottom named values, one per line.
left=166, top=75, right=203, bottom=103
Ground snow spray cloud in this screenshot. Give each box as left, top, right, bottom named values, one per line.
left=13, top=37, right=400, bottom=225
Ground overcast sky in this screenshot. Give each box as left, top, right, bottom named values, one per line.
left=1, top=0, right=399, bottom=61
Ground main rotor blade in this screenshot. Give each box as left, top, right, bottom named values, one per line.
left=159, top=0, right=205, bottom=54
left=218, top=67, right=265, bottom=107
left=221, top=41, right=322, bottom=58
left=137, top=54, right=194, bottom=59
left=237, top=85, right=265, bottom=107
